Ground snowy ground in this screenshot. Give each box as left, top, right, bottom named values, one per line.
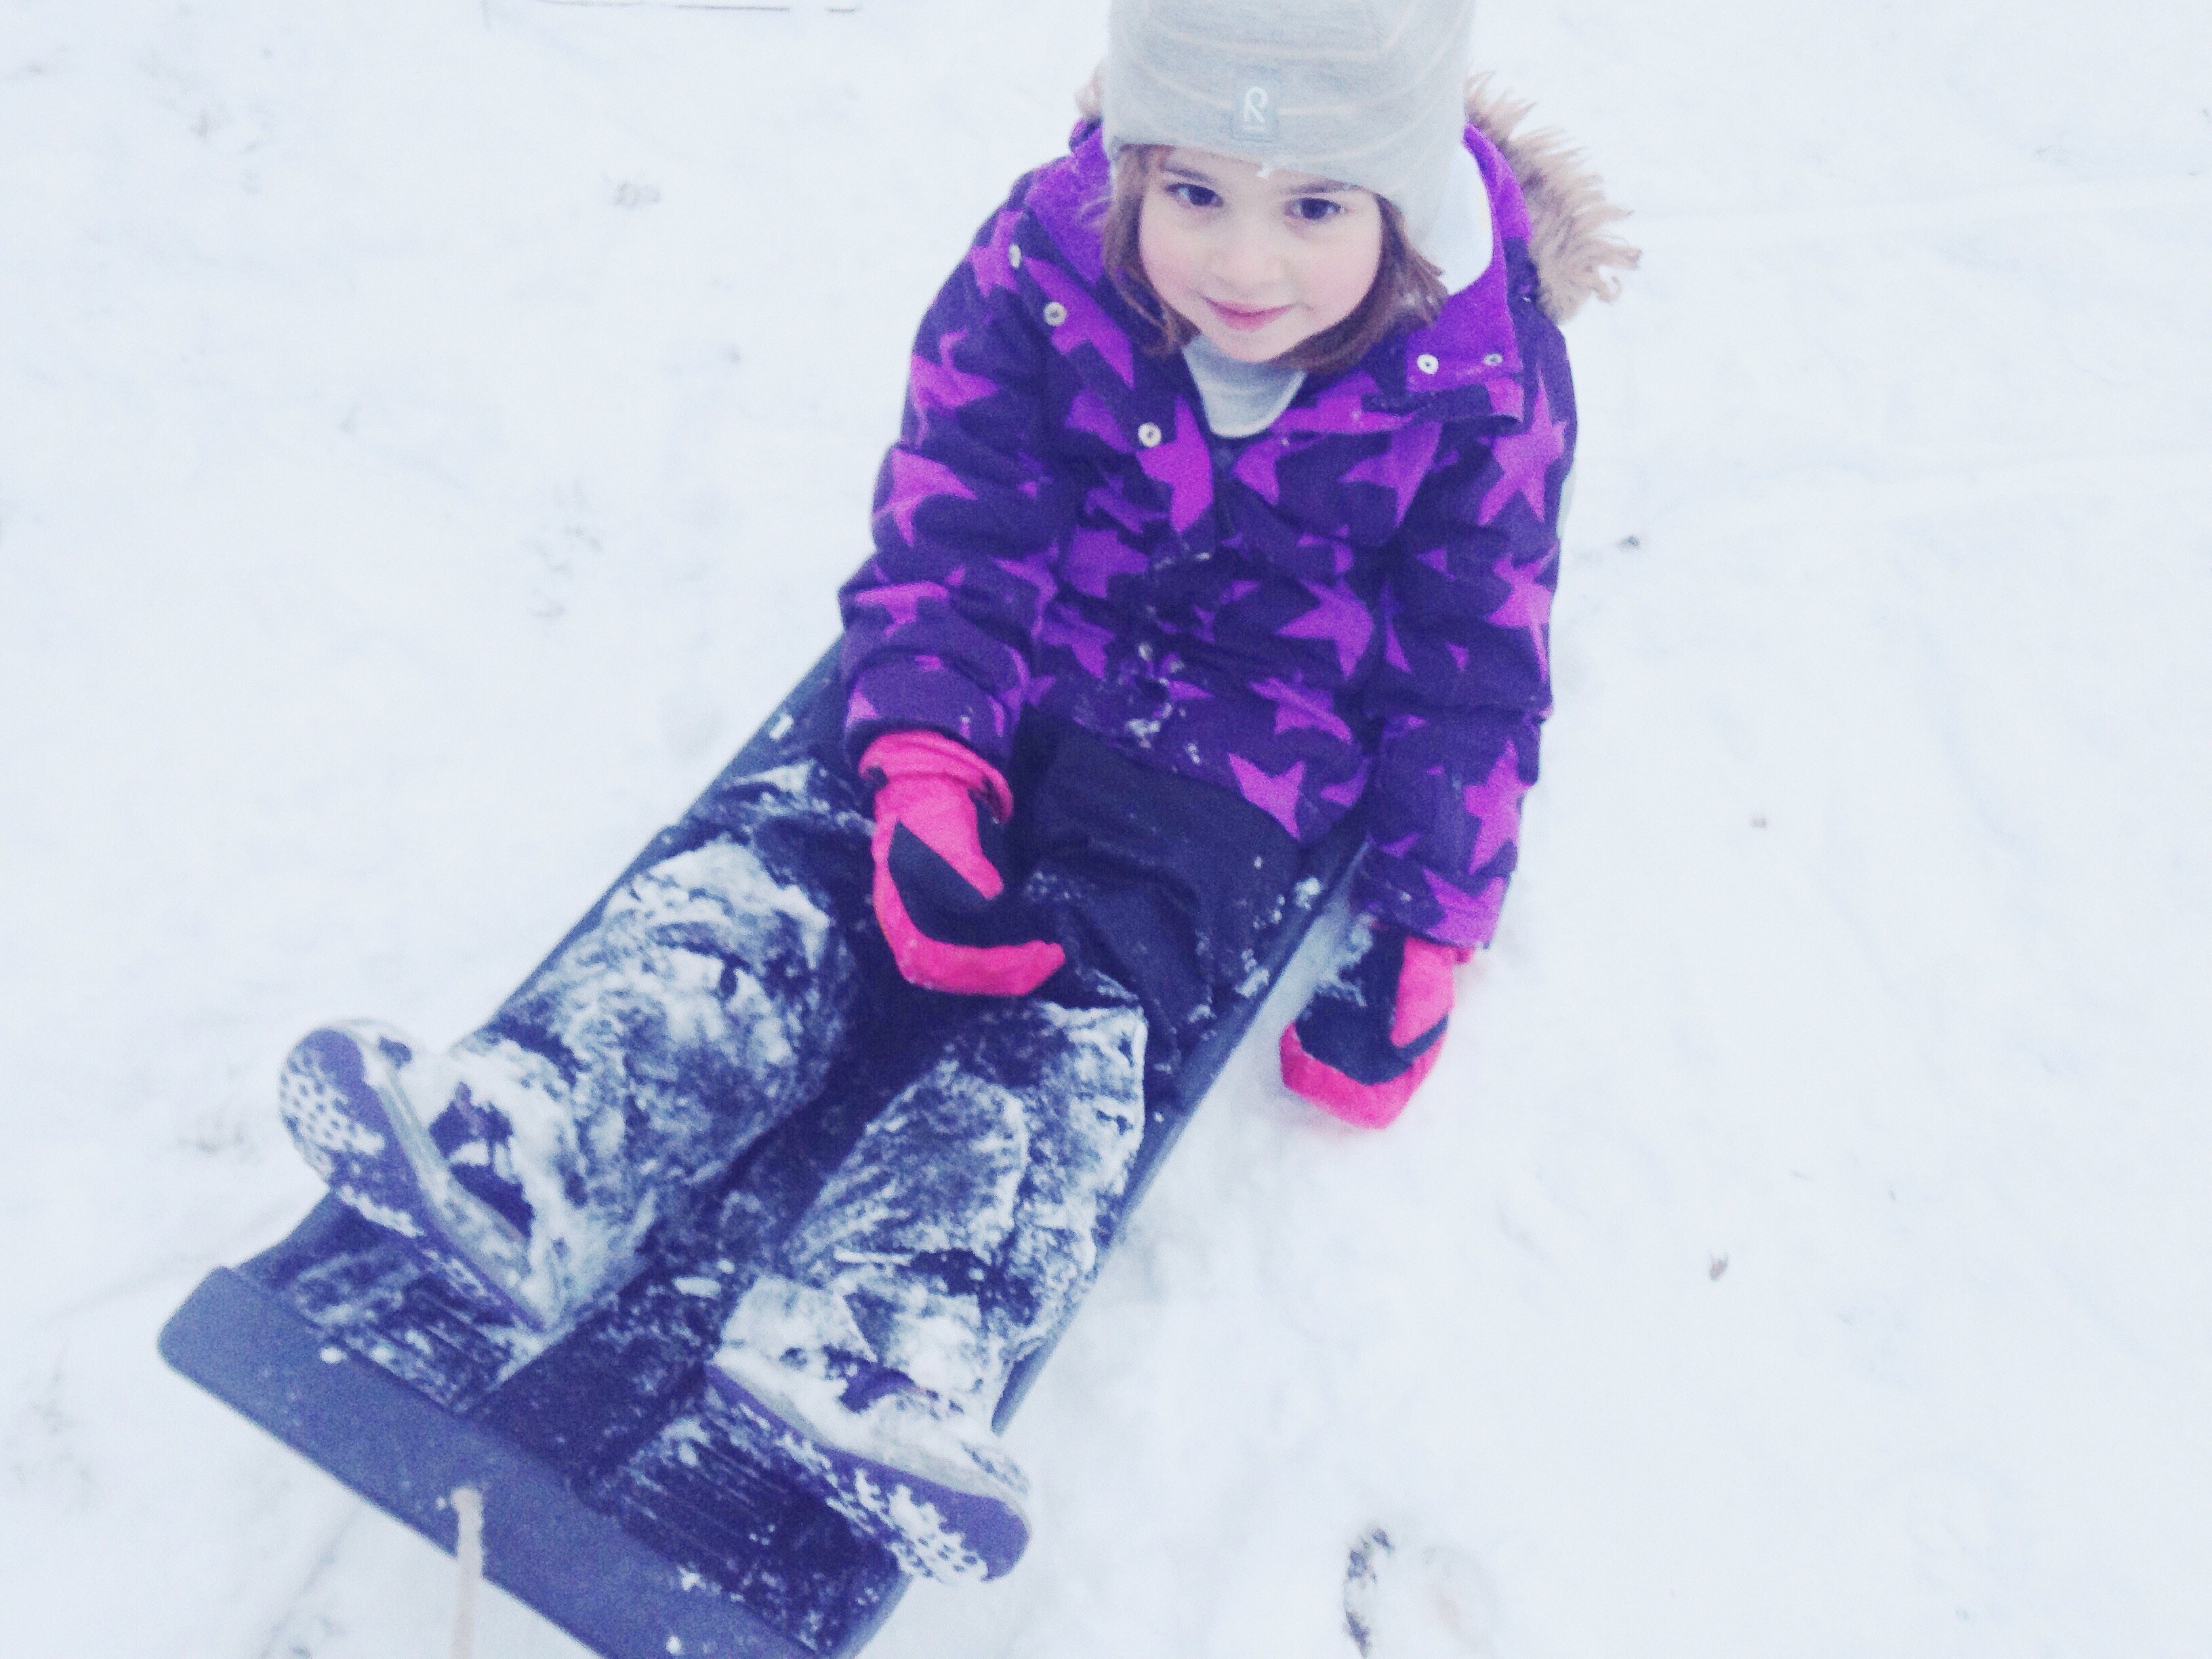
left=4, top=0, right=2209, bottom=1654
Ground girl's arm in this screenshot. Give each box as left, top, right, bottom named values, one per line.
left=837, top=189, right=1080, bottom=774
left=1355, top=350, right=1574, bottom=952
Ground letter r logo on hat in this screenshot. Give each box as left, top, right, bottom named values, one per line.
left=1233, top=74, right=1279, bottom=142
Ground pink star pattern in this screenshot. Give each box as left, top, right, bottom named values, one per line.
left=1343, top=420, right=1443, bottom=523
left=966, top=210, right=1023, bottom=300
left=908, top=333, right=994, bottom=425
left=1275, top=377, right=1382, bottom=435
left=1485, top=553, right=1553, bottom=684
left=1254, top=676, right=1353, bottom=742
left=1227, top=754, right=1307, bottom=840
left=1462, top=744, right=1524, bottom=876
left=1084, top=483, right=1144, bottom=534
left=1278, top=580, right=1373, bottom=679
left=1424, top=866, right=1504, bottom=946
left=997, top=547, right=1059, bottom=611
left=1311, top=534, right=1354, bottom=578
left=1477, top=375, right=1566, bottom=526
left=1036, top=607, right=1116, bottom=678
left=1380, top=602, right=1410, bottom=672
left=1316, top=756, right=1371, bottom=808
left=1065, top=388, right=1125, bottom=449
left=1062, top=526, right=1148, bottom=598
left=1029, top=261, right=1135, bottom=386
left=880, top=449, right=979, bottom=543
left=1232, top=436, right=1292, bottom=504
left=1136, top=405, right=1212, bottom=534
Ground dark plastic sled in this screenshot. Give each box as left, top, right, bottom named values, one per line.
left=161, top=646, right=1360, bottom=1659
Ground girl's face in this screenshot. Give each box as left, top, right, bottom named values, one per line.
left=1136, top=148, right=1385, bottom=364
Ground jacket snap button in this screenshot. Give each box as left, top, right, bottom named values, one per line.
left=1416, top=353, right=1439, bottom=375
left=1136, top=422, right=1163, bottom=447
left=1043, top=301, right=1069, bottom=327
left=1483, top=352, right=1504, bottom=367
left=1008, top=243, right=1023, bottom=268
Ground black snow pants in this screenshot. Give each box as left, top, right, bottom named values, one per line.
left=469, top=712, right=1303, bottom=1417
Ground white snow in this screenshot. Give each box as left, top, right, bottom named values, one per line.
left=2, top=0, right=2209, bottom=1656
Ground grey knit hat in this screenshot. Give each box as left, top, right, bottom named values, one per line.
left=1099, top=0, right=1475, bottom=248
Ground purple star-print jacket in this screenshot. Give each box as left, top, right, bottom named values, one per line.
left=838, top=121, right=1576, bottom=951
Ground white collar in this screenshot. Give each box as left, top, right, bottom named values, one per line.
left=1181, top=335, right=1305, bottom=439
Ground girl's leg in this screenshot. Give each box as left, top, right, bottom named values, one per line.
left=279, top=756, right=878, bottom=1330
left=722, top=975, right=1147, bottom=1404
left=712, top=970, right=1147, bottom=1580
left=710, top=722, right=1303, bottom=1579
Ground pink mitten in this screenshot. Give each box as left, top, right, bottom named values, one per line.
left=860, top=731, right=1065, bottom=996
left=1280, top=918, right=1468, bottom=1128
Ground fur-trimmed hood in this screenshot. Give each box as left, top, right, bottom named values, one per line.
left=1073, top=70, right=1639, bottom=325
left=1463, top=78, right=1639, bottom=322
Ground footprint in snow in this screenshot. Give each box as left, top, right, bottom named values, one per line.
left=1344, top=1525, right=1497, bottom=1657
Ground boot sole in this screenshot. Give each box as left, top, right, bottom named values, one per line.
left=279, top=1025, right=550, bottom=1330
left=705, top=1358, right=1031, bottom=1582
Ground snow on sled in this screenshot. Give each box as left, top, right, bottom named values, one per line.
left=161, top=645, right=1361, bottom=1659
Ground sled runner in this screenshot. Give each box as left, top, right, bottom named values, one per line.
left=161, top=645, right=1361, bottom=1659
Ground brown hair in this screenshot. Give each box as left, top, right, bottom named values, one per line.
left=1098, top=143, right=1449, bottom=382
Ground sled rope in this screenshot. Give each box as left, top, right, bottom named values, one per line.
left=451, top=1486, right=485, bottom=1659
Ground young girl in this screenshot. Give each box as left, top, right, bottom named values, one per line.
left=277, top=0, right=1633, bottom=1589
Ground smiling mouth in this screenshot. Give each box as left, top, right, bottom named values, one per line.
left=1204, top=298, right=1292, bottom=332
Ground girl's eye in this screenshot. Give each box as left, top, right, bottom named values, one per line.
left=1290, top=197, right=1343, bottom=224
left=1166, top=182, right=1221, bottom=209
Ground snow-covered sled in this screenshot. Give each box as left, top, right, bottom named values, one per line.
left=160, top=647, right=1361, bottom=1659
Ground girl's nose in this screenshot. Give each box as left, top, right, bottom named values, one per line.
left=1209, top=224, right=1283, bottom=293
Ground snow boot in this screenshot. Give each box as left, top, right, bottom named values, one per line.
left=276, top=1021, right=655, bottom=1336
left=707, top=1279, right=1032, bottom=1583
left=276, top=814, right=873, bottom=1332
left=278, top=1021, right=562, bottom=1327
